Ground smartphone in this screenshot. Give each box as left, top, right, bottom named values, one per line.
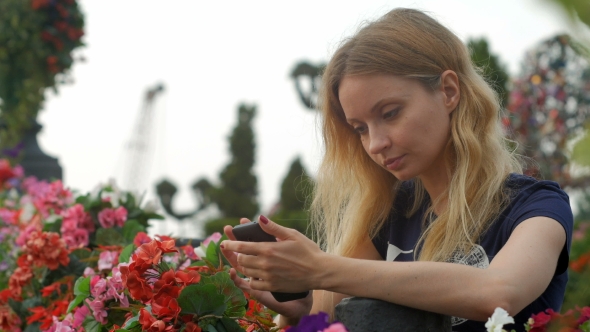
left=232, top=221, right=310, bottom=302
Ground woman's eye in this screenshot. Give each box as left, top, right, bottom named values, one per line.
left=383, top=108, right=400, bottom=119
left=353, top=126, right=367, bottom=135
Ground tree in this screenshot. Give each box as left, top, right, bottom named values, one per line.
left=268, top=157, right=314, bottom=236
left=0, top=0, right=84, bottom=152
left=202, top=104, right=259, bottom=235
left=505, top=34, right=590, bottom=187
left=279, top=157, right=312, bottom=212
left=467, top=38, right=510, bottom=107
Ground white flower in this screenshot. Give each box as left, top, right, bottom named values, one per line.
left=485, top=307, right=515, bottom=332
left=19, top=202, right=35, bottom=222
left=142, top=199, right=159, bottom=214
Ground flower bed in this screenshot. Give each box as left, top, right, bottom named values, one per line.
left=1, top=158, right=589, bottom=332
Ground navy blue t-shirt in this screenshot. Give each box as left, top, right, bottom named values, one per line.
left=371, top=173, right=573, bottom=332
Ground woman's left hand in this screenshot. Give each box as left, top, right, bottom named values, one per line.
left=220, top=215, right=328, bottom=293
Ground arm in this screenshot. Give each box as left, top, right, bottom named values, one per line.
left=224, top=216, right=566, bottom=322
left=317, top=216, right=565, bottom=320
left=279, top=233, right=382, bottom=327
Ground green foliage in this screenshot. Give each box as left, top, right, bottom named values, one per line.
left=279, top=157, right=313, bottom=212
left=200, top=272, right=247, bottom=318
left=203, top=104, right=260, bottom=231
left=547, top=0, right=590, bottom=27
left=178, top=284, right=227, bottom=316
left=467, top=38, right=510, bottom=107
left=0, top=0, right=84, bottom=150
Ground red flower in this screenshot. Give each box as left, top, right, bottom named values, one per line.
left=31, top=0, right=50, bottom=10
left=184, top=322, right=202, bottom=332
left=27, top=306, right=53, bottom=330
left=134, top=232, right=152, bottom=247
left=173, top=270, right=201, bottom=286
left=570, top=253, right=590, bottom=273
left=0, top=305, right=21, bottom=331
left=151, top=294, right=181, bottom=320
left=136, top=240, right=164, bottom=269
left=578, top=306, right=590, bottom=324
left=123, top=269, right=153, bottom=302
left=181, top=245, right=199, bottom=260
left=8, top=266, right=33, bottom=298
left=0, top=160, right=16, bottom=184
left=23, top=231, right=70, bottom=270
left=139, top=308, right=158, bottom=330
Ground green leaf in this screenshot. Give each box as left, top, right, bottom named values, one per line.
left=43, top=254, right=88, bottom=286
left=580, top=320, right=590, bottom=332
left=83, top=317, right=103, bottom=332
left=200, top=272, right=247, bottom=318
left=74, top=276, right=91, bottom=296
left=216, top=317, right=244, bottom=332
left=71, top=248, right=93, bottom=260
left=122, top=219, right=145, bottom=242
left=96, top=227, right=125, bottom=246
left=67, top=294, right=86, bottom=313
left=572, top=129, right=590, bottom=167
left=177, top=284, right=226, bottom=316
left=206, top=240, right=220, bottom=268
left=119, top=244, right=135, bottom=264
left=121, top=312, right=140, bottom=329
left=23, top=323, right=41, bottom=332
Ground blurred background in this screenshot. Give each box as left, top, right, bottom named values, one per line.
left=1, top=0, right=590, bottom=242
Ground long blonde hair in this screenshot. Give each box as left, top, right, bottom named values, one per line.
left=310, top=8, right=523, bottom=261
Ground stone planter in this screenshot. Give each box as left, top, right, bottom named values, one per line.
left=334, top=297, right=452, bottom=332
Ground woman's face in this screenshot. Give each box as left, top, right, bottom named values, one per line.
left=338, top=73, right=459, bottom=184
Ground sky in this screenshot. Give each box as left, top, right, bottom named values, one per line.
left=35, top=0, right=583, bottom=238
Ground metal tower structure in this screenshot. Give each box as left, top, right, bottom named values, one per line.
left=122, top=83, right=165, bottom=193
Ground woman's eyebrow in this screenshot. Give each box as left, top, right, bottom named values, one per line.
left=346, top=96, right=408, bottom=122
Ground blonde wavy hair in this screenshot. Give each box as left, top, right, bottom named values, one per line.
left=310, top=8, right=523, bottom=261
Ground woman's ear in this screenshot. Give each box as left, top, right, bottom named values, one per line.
left=440, top=70, right=460, bottom=114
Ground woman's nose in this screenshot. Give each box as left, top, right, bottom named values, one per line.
left=368, top=128, right=391, bottom=155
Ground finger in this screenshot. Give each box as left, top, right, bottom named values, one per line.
left=258, top=215, right=298, bottom=241
left=223, top=219, right=251, bottom=241
left=221, top=240, right=264, bottom=256
left=220, top=244, right=240, bottom=269
left=240, top=218, right=251, bottom=224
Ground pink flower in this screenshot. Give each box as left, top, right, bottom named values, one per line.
left=98, top=251, right=119, bottom=271
left=85, top=298, right=107, bottom=324
left=97, top=206, right=127, bottom=228
left=0, top=208, right=19, bottom=225
left=83, top=267, right=96, bottom=277
left=15, top=223, right=42, bottom=246
left=323, top=323, right=348, bottom=332
left=203, top=232, right=222, bottom=246
left=63, top=228, right=89, bottom=248
left=61, top=204, right=94, bottom=232
left=73, top=306, right=89, bottom=328
left=90, top=278, right=107, bottom=300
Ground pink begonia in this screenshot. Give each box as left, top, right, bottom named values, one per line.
left=86, top=298, right=108, bottom=324
left=44, top=314, right=75, bottom=332
left=98, top=251, right=119, bottom=271
left=323, top=323, right=348, bottom=332
left=97, top=206, right=128, bottom=228
left=83, top=267, right=96, bottom=277
left=61, top=204, right=94, bottom=248
left=15, top=223, right=41, bottom=246
left=0, top=208, right=19, bottom=225
left=203, top=232, right=222, bottom=246
left=63, top=228, right=90, bottom=248
left=61, top=204, right=94, bottom=232
left=22, top=178, right=73, bottom=218
left=73, top=305, right=90, bottom=328
left=91, top=278, right=108, bottom=300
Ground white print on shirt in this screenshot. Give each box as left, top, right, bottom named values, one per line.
left=386, top=243, right=414, bottom=261
left=449, top=244, right=490, bottom=327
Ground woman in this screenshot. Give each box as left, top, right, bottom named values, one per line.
left=221, top=8, right=573, bottom=331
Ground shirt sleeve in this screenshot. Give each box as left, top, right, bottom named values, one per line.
left=504, top=180, right=574, bottom=275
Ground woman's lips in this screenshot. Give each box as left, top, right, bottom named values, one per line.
left=384, top=155, right=405, bottom=171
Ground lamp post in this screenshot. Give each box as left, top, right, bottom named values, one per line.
left=19, top=120, right=62, bottom=181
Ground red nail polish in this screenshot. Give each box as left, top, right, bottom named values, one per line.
left=220, top=243, right=225, bottom=249
left=260, top=215, right=269, bottom=224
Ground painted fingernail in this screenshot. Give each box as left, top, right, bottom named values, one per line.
left=260, top=215, right=269, bottom=224
left=220, top=242, right=225, bottom=249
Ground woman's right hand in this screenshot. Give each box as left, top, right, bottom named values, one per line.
left=222, top=218, right=313, bottom=322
